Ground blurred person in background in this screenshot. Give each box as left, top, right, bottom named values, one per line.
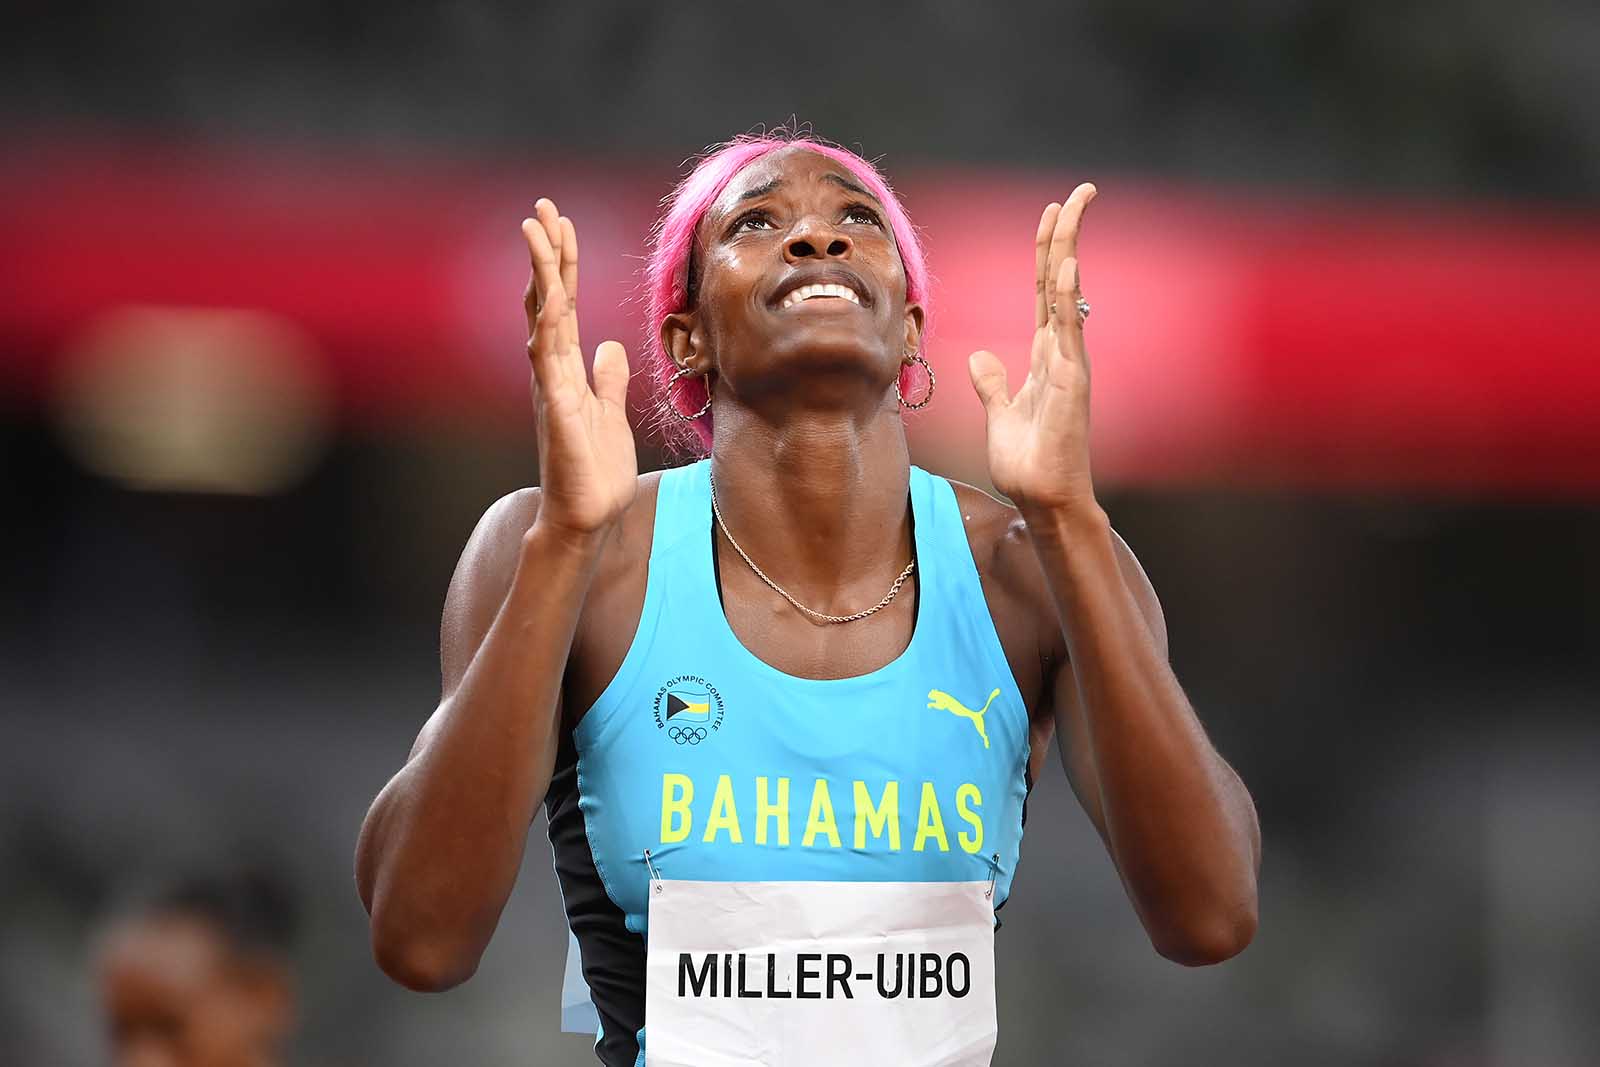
left=95, top=870, right=298, bottom=1067
left=356, top=130, right=1260, bottom=1065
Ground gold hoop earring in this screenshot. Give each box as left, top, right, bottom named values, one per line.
left=895, top=353, right=935, bottom=411
left=667, top=364, right=712, bottom=421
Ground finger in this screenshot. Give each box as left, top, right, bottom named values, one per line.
left=535, top=197, right=562, bottom=256
left=1050, top=256, right=1090, bottom=372
left=521, top=216, right=549, bottom=333
left=968, top=350, right=1011, bottom=416
left=535, top=199, right=573, bottom=353
left=1047, top=183, right=1096, bottom=294
left=521, top=217, right=569, bottom=384
left=559, top=215, right=580, bottom=351
left=522, top=214, right=566, bottom=326
left=529, top=287, right=567, bottom=394
left=1050, top=257, right=1084, bottom=332
left=1034, top=203, right=1062, bottom=330
left=591, top=340, right=630, bottom=410
left=558, top=216, right=579, bottom=305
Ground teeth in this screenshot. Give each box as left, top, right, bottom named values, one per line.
left=780, top=282, right=862, bottom=309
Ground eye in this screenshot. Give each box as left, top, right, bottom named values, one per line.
left=730, top=210, right=773, bottom=234
left=844, top=203, right=883, bottom=227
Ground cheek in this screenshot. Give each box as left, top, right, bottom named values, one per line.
left=695, top=257, right=764, bottom=346
left=706, top=248, right=762, bottom=305
left=178, top=996, right=257, bottom=1064
left=884, top=257, right=910, bottom=307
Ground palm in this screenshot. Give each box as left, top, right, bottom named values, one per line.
left=969, top=184, right=1098, bottom=513
left=522, top=200, right=638, bottom=534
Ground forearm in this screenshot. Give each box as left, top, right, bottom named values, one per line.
left=1026, top=502, right=1259, bottom=962
left=357, top=520, right=605, bottom=988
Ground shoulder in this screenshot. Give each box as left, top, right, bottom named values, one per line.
left=935, top=479, right=1062, bottom=681
left=939, top=477, right=1165, bottom=657
left=440, top=472, right=667, bottom=692
left=942, top=478, right=1050, bottom=613
left=455, top=471, right=667, bottom=585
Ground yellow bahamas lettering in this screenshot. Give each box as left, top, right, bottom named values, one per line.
left=913, top=781, right=950, bottom=852
left=853, top=780, right=900, bottom=850
left=702, top=774, right=742, bottom=844
left=802, top=778, right=842, bottom=848
left=656, top=774, right=984, bottom=853
left=755, top=776, right=790, bottom=846
left=956, top=783, right=984, bottom=854
left=661, top=773, right=693, bottom=843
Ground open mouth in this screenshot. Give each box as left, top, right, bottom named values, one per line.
left=778, top=283, right=863, bottom=311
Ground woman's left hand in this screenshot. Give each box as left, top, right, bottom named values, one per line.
left=969, top=182, right=1099, bottom=515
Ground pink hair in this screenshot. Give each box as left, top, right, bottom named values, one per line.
left=642, top=131, right=932, bottom=456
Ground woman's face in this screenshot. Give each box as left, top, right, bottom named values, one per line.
left=677, top=146, right=923, bottom=408
left=97, top=915, right=292, bottom=1067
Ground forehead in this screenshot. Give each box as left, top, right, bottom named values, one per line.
left=707, top=146, right=876, bottom=220
left=100, top=916, right=229, bottom=992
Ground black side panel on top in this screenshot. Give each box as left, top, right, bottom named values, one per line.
left=993, top=763, right=1033, bottom=930
left=544, top=727, right=645, bottom=1066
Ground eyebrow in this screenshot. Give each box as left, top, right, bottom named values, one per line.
left=732, top=172, right=882, bottom=206
left=821, top=172, right=879, bottom=204
left=736, top=177, right=784, bottom=203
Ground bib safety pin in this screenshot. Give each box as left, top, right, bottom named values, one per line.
left=643, top=848, right=663, bottom=894
left=984, top=852, right=1001, bottom=900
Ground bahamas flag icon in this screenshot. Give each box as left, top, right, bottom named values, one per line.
left=665, top=684, right=711, bottom=723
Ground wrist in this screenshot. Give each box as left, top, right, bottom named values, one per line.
left=1017, top=496, right=1111, bottom=547
left=521, top=516, right=613, bottom=566
left=1004, top=470, right=1101, bottom=524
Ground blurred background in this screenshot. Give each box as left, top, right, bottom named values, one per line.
left=4, top=2, right=1598, bottom=1064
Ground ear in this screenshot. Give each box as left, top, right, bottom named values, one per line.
left=660, top=310, right=710, bottom=374
left=902, top=302, right=925, bottom=361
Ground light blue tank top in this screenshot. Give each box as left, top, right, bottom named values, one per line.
left=556, top=458, right=1031, bottom=1063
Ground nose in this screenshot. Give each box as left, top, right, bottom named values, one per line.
left=784, top=214, right=852, bottom=262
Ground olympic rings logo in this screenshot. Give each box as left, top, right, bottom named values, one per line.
left=668, top=726, right=708, bottom=746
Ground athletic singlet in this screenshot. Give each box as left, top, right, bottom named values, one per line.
left=543, top=459, right=1031, bottom=1067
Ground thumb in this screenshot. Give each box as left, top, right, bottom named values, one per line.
left=591, top=340, right=631, bottom=409
left=968, top=350, right=1010, bottom=415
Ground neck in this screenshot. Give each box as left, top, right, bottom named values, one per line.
left=708, top=402, right=913, bottom=603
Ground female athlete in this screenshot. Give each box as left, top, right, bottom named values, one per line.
left=355, top=131, right=1260, bottom=1066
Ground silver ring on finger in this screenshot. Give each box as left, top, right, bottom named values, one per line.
left=1049, top=296, right=1092, bottom=324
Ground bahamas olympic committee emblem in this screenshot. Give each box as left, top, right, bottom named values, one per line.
left=653, top=675, right=726, bottom=746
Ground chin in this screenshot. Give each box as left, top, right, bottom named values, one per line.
left=763, top=328, right=897, bottom=379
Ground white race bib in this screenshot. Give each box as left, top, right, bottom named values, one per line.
left=645, top=880, right=997, bottom=1067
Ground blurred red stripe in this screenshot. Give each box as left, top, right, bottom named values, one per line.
left=3, top=142, right=1597, bottom=493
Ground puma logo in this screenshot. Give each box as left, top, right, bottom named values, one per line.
left=927, top=688, right=1000, bottom=749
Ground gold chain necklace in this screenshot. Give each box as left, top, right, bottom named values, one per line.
left=708, top=470, right=916, bottom=625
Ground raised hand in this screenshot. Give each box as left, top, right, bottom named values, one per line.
left=521, top=199, right=638, bottom=536
left=968, top=183, right=1099, bottom=515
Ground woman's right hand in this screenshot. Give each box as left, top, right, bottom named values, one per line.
left=521, top=199, right=638, bottom=537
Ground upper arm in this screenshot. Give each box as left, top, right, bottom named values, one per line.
left=409, top=487, right=546, bottom=761
left=1105, top=527, right=1167, bottom=658
left=1047, top=526, right=1169, bottom=841
left=947, top=482, right=1169, bottom=842
left=440, top=488, right=544, bottom=699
